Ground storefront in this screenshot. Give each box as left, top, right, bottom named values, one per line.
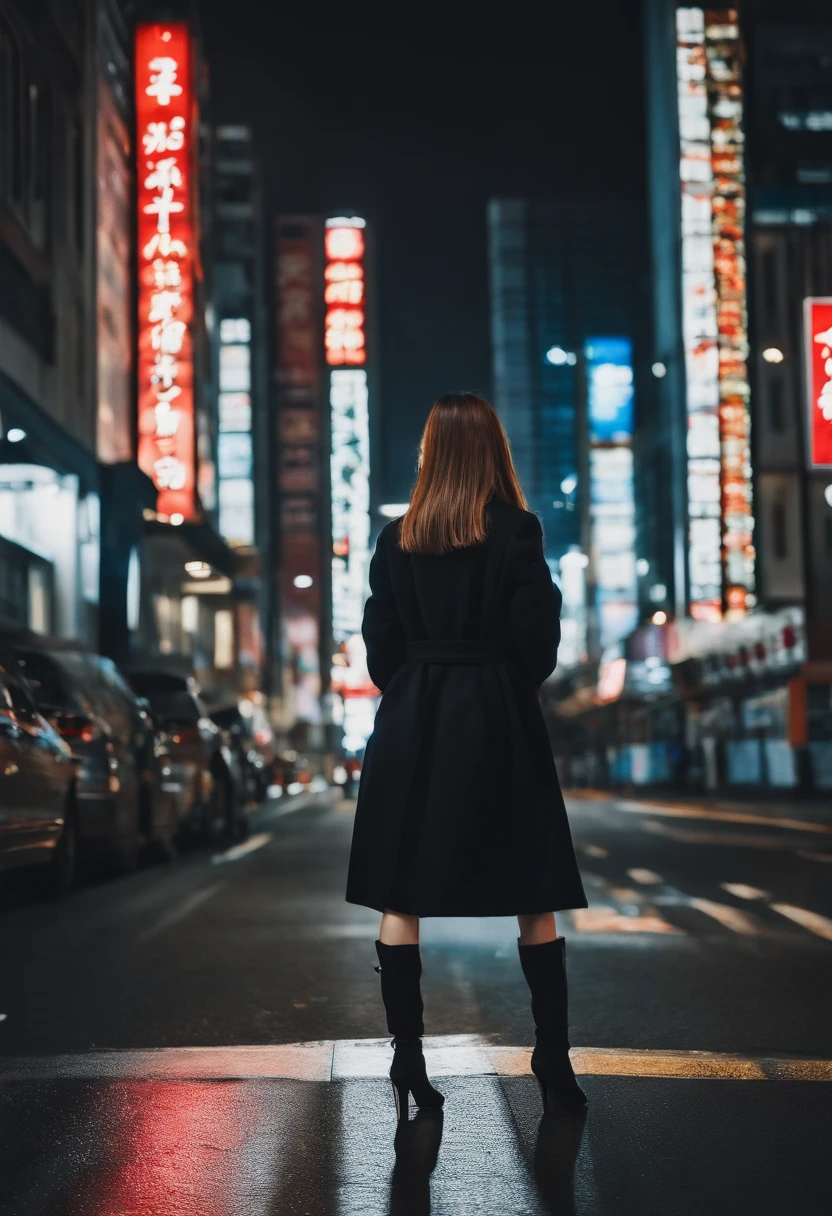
left=0, top=374, right=102, bottom=643
left=547, top=607, right=829, bottom=792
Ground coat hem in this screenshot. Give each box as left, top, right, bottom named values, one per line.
left=345, top=896, right=589, bottom=917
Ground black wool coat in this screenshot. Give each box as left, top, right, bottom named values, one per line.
left=345, top=498, right=587, bottom=917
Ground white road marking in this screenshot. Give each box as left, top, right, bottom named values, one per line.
left=0, top=1013, right=6, bottom=1022
left=582, top=844, right=609, bottom=858
left=688, top=897, right=767, bottom=936
left=211, top=831, right=272, bottom=864
left=1, top=1036, right=830, bottom=1082
left=795, top=850, right=832, bottom=863
left=137, top=881, right=227, bottom=944
left=627, top=868, right=663, bottom=884
left=720, top=882, right=770, bottom=900
left=571, top=906, right=683, bottom=934
left=770, top=903, right=832, bottom=942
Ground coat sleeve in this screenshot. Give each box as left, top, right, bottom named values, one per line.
left=506, top=511, right=562, bottom=685
left=362, top=525, right=406, bottom=692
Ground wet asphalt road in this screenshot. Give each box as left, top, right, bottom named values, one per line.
left=1, top=787, right=831, bottom=1214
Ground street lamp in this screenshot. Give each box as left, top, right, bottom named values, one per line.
left=545, top=346, right=577, bottom=367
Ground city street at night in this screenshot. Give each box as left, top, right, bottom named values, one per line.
left=1, top=787, right=830, bottom=1214
left=3, top=0, right=832, bottom=1210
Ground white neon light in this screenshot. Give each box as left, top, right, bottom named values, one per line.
left=331, top=369, right=371, bottom=644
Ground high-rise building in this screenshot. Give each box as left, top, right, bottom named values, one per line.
left=487, top=197, right=651, bottom=664
left=578, top=0, right=832, bottom=793
left=273, top=213, right=378, bottom=755
left=0, top=0, right=154, bottom=650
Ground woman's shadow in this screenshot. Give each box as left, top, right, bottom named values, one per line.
left=388, top=1110, right=444, bottom=1216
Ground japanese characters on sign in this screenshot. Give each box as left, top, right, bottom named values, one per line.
left=135, top=23, right=196, bottom=522
left=325, top=218, right=366, bottom=366
left=803, top=299, right=832, bottom=469
left=676, top=7, right=755, bottom=621
left=326, top=217, right=371, bottom=649
left=275, top=217, right=324, bottom=726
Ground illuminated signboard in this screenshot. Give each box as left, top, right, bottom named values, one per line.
left=676, top=7, right=755, bottom=621
left=326, top=216, right=374, bottom=750
left=803, top=298, right=832, bottom=468
left=275, top=217, right=323, bottom=730
left=326, top=217, right=371, bottom=649
left=585, top=338, right=638, bottom=649
left=135, top=23, right=196, bottom=523
left=325, top=218, right=366, bottom=366
left=218, top=317, right=254, bottom=545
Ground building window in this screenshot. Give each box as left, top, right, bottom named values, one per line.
left=772, top=499, right=788, bottom=560
left=768, top=375, right=785, bottom=433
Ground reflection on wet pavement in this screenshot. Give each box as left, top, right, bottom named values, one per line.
left=1, top=1043, right=830, bottom=1215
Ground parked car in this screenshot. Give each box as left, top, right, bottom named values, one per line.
left=11, top=639, right=177, bottom=870
left=122, top=670, right=247, bottom=843
left=0, top=640, right=77, bottom=894
left=210, top=700, right=274, bottom=802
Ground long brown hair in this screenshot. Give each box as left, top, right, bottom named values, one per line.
left=398, top=392, right=528, bottom=555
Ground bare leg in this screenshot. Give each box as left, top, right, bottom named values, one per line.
left=380, top=908, right=420, bottom=945
left=517, top=911, right=557, bottom=946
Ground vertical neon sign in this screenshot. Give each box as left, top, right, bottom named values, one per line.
left=326, top=217, right=370, bottom=646
left=326, top=217, right=374, bottom=752
left=135, top=23, right=196, bottom=523
left=804, top=299, right=832, bottom=469
left=676, top=8, right=754, bottom=620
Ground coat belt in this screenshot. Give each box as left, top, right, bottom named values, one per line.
left=405, top=640, right=506, bottom=665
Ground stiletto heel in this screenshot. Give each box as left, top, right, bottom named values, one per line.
left=392, top=1080, right=410, bottom=1121
left=375, top=942, right=445, bottom=1120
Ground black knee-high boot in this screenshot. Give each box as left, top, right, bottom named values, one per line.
left=518, top=936, right=587, bottom=1113
left=375, top=941, right=444, bottom=1120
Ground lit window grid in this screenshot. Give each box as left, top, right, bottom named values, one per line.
left=217, top=319, right=254, bottom=544
left=676, top=7, right=755, bottom=620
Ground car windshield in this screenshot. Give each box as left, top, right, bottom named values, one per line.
left=15, top=650, right=81, bottom=712
left=143, top=690, right=200, bottom=725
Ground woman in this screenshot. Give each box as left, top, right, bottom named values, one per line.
left=346, top=392, right=588, bottom=1121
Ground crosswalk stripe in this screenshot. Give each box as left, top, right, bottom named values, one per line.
left=686, top=897, right=769, bottom=936
left=769, top=903, right=832, bottom=941
left=2, top=1036, right=829, bottom=1083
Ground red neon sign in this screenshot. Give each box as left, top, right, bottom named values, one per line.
left=325, top=224, right=366, bottom=365
left=135, top=23, right=196, bottom=520
left=804, top=298, right=832, bottom=468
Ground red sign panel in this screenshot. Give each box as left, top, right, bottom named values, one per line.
left=804, top=298, right=832, bottom=468
left=325, top=223, right=366, bottom=366
left=135, top=23, right=196, bottom=521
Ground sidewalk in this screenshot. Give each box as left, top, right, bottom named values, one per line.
left=1, top=1036, right=829, bottom=1216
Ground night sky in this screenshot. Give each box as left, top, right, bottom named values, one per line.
left=197, top=1, right=646, bottom=502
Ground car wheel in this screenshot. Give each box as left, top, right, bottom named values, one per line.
left=47, top=794, right=78, bottom=898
